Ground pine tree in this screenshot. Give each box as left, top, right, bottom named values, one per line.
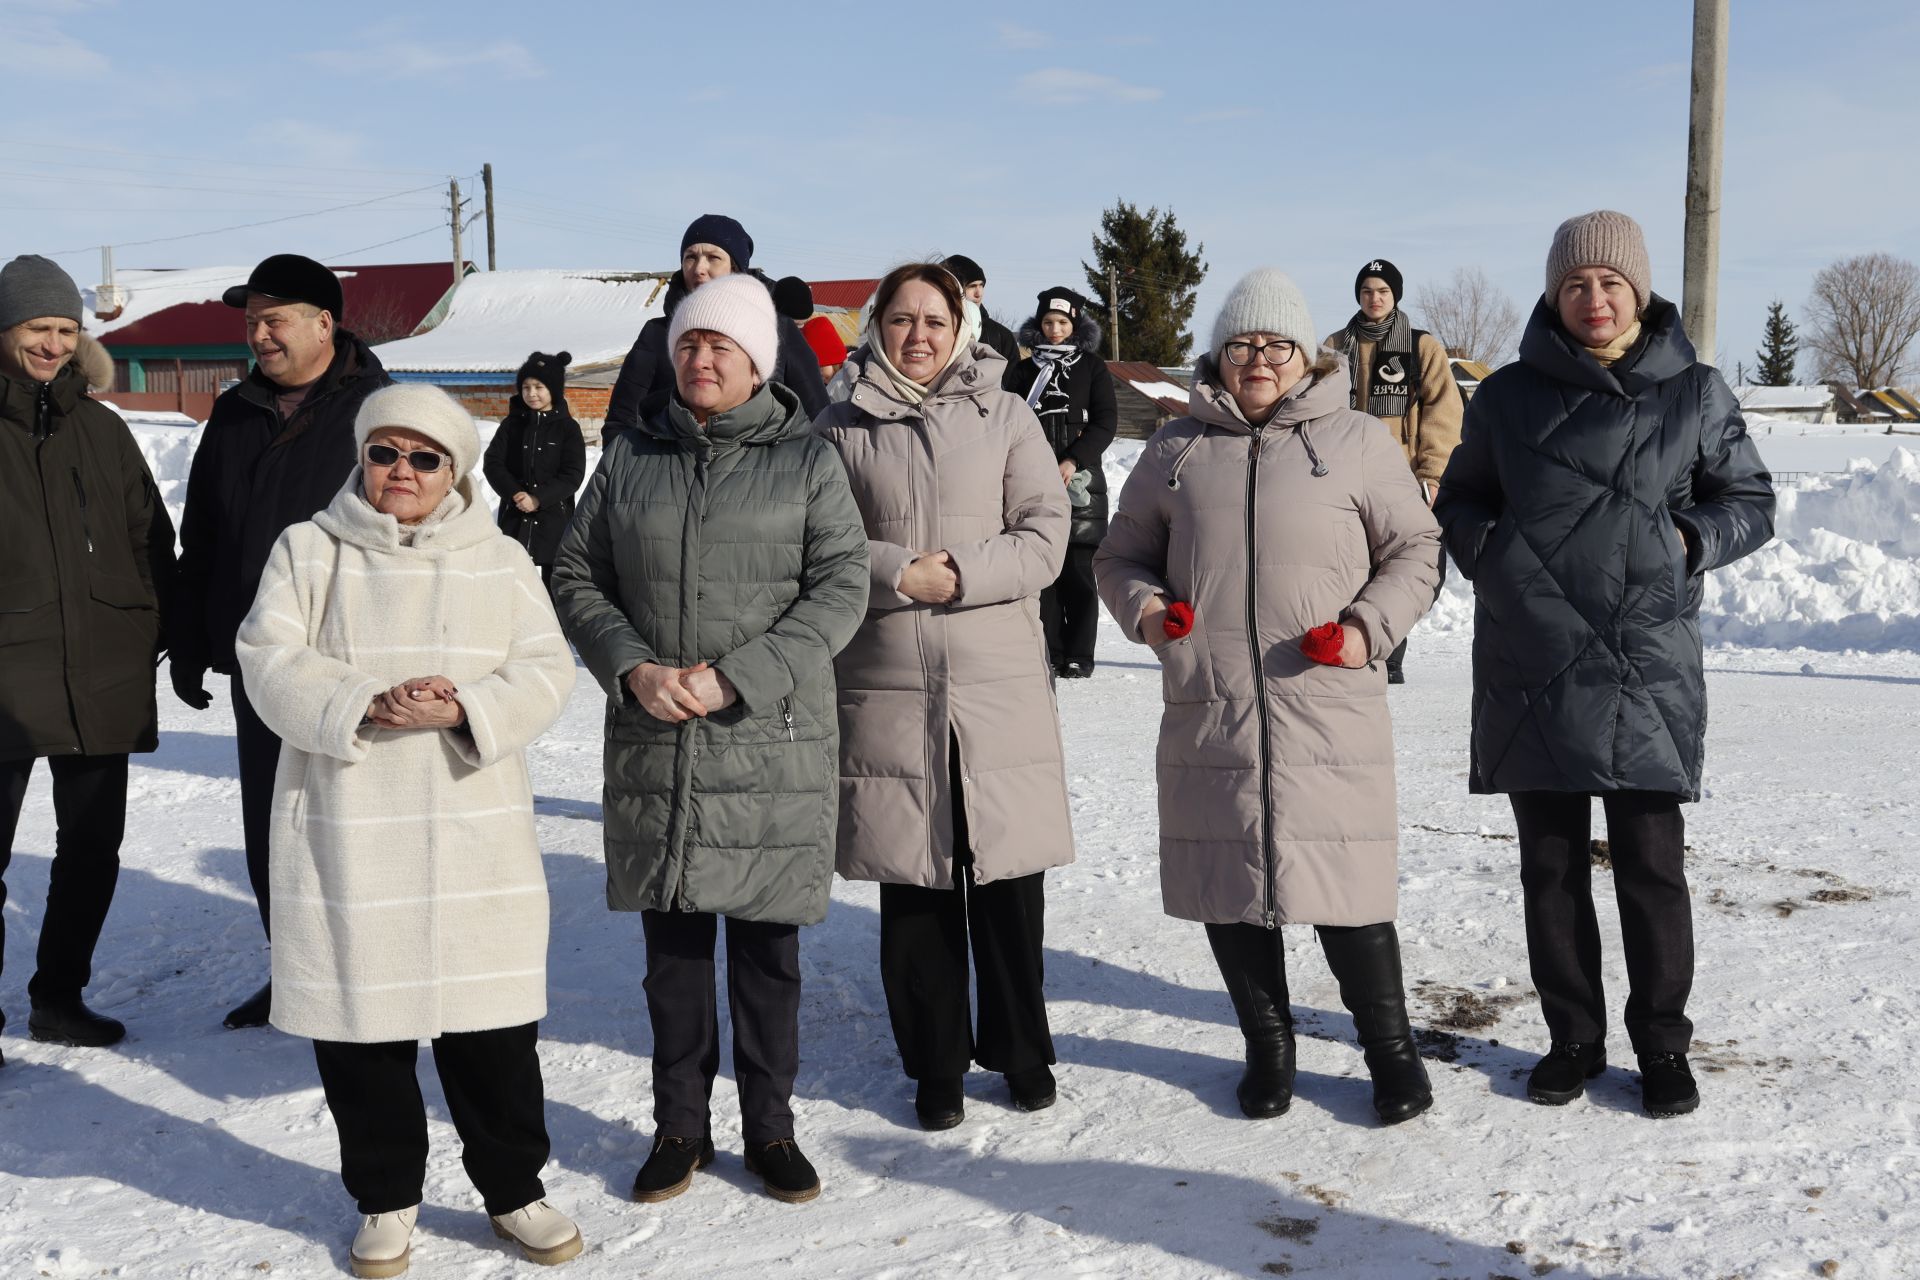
left=1082, top=201, right=1207, bottom=365
left=1754, top=299, right=1800, bottom=385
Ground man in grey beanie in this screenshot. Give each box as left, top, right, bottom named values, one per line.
left=0, top=255, right=176, bottom=1058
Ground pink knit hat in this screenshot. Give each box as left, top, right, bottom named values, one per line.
left=667, top=274, right=778, bottom=382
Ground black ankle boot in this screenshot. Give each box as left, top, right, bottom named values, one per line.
left=28, top=997, right=126, bottom=1047
left=914, top=1077, right=966, bottom=1130
left=223, top=981, right=272, bottom=1030
left=1317, top=923, right=1433, bottom=1125
left=1204, top=922, right=1297, bottom=1119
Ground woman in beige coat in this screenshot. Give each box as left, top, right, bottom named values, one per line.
left=1094, top=269, right=1442, bottom=1126
left=814, top=262, right=1074, bottom=1131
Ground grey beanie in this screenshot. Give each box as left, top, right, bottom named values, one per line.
left=1210, top=268, right=1316, bottom=360
left=0, top=255, right=84, bottom=332
left=1545, top=210, right=1651, bottom=310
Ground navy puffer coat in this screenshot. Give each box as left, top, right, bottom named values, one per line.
left=1434, top=296, right=1774, bottom=800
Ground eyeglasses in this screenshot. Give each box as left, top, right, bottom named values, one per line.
left=1223, top=339, right=1299, bottom=367
left=364, top=443, right=451, bottom=472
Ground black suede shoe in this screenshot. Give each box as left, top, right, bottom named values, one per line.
left=631, top=1133, right=715, bottom=1203
left=1528, top=1042, right=1607, bottom=1105
left=1060, top=662, right=1093, bottom=679
left=1237, top=1028, right=1297, bottom=1119
left=223, top=981, right=272, bottom=1030
left=1007, top=1065, right=1057, bottom=1112
left=914, top=1077, right=965, bottom=1130
left=744, top=1138, right=820, bottom=1204
left=1385, top=665, right=1406, bottom=685
left=28, top=998, right=126, bottom=1047
left=1638, top=1052, right=1700, bottom=1118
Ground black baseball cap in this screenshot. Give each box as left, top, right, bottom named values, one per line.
left=222, top=253, right=344, bottom=319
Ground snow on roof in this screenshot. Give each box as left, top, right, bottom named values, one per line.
left=374, top=270, right=669, bottom=373
left=85, top=266, right=248, bottom=337
left=1737, top=385, right=1835, bottom=411
left=1130, top=379, right=1188, bottom=401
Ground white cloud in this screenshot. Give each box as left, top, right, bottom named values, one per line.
left=1014, top=68, right=1161, bottom=106
left=997, top=22, right=1049, bottom=50
left=304, top=34, right=544, bottom=81
left=0, top=10, right=110, bottom=79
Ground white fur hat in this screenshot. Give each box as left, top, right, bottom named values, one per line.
left=1210, top=268, right=1316, bottom=361
left=667, top=274, right=779, bottom=383
left=353, top=383, right=481, bottom=482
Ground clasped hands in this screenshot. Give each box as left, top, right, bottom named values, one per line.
left=899, top=550, right=960, bottom=605
left=625, top=661, right=739, bottom=724
left=366, top=675, right=466, bottom=730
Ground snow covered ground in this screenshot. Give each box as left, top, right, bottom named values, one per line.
left=2, top=419, right=1916, bottom=1278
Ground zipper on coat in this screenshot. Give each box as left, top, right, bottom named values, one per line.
left=1245, top=431, right=1276, bottom=930
left=70, top=468, right=92, bottom=553
left=780, top=697, right=795, bottom=742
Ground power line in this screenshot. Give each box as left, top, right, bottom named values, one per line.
left=0, top=139, right=446, bottom=179
left=46, top=180, right=446, bottom=256
left=325, top=225, right=446, bottom=262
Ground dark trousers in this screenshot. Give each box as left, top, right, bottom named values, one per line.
left=1386, top=547, right=1446, bottom=674
left=1040, top=543, right=1100, bottom=671
left=0, top=753, right=129, bottom=1008
left=312, top=1022, right=550, bottom=1217
left=1510, top=790, right=1694, bottom=1054
left=878, top=753, right=1055, bottom=1079
left=640, top=909, right=802, bottom=1144
left=230, top=673, right=281, bottom=935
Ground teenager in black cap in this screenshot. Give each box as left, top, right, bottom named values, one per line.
left=941, top=255, right=1021, bottom=373
left=1007, top=287, right=1116, bottom=677
left=482, top=350, right=587, bottom=589
left=1324, top=258, right=1461, bottom=684
left=170, top=252, right=392, bottom=1030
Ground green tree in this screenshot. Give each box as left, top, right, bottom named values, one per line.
left=1082, top=200, right=1207, bottom=365
left=1754, top=299, right=1799, bottom=385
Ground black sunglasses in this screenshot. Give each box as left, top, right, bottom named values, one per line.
left=365, top=443, right=451, bottom=472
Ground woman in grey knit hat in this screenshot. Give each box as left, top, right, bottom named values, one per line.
left=1095, top=268, right=1444, bottom=1126
left=1434, top=210, right=1775, bottom=1119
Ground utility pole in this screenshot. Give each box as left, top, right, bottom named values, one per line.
left=482, top=163, right=497, bottom=270
left=1683, top=0, right=1728, bottom=363
left=1109, top=263, right=1120, bottom=361
left=449, top=177, right=464, bottom=286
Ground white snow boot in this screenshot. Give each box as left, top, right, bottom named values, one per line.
left=490, top=1199, right=584, bottom=1266
left=349, top=1205, right=417, bottom=1278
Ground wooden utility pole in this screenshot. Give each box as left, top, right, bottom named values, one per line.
left=1683, top=0, right=1728, bottom=362
left=482, top=163, right=497, bottom=270
left=1109, top=263, right=1120, bottom=360
left=449, top=177, right=464, bottom=285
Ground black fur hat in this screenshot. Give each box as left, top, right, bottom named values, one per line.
left=515, top=350, right=570, bottom=406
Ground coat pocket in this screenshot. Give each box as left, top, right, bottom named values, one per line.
left=1150, top=632, right=1209, bottom=705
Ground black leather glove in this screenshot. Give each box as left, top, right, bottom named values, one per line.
left=170, top=660, right=213, bottom=711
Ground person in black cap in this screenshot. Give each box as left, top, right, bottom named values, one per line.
left=482, top=350, right=587, bottom=589
left=1007, top=287, right=1116, bottom=677
left=170, top=252, right=392, bottom=1030
left=941, top=255, right=1021, bottom=375
left=603, top=215, right=827, bottom=437
left=1324, top=258, right=1461, bottom=684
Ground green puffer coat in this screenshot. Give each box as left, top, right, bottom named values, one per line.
left=552, top=382, right=869, bottom=925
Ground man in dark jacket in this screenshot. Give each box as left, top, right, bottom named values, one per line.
left=603, top=215, right=828, bottom=437
left=0, top=255, right=175, bottom=1057
left=169, top=253, right=391, bottom=1030
left=942, top=255, right=1022, bottom=376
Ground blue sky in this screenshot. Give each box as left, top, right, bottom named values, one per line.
left=6, top=0, right=1916, bottom=377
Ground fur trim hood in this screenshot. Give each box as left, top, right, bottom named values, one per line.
left=1018, top=311, right=1103, bottom=356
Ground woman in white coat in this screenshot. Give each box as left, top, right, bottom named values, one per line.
left=237, top=384, right=580, bottom=1277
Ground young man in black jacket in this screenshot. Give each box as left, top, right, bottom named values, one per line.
left=942, top=255, right=1022, bottom=377
left=0, top=255, right=175, bottom=1057
left=169, top=254, right=391, bottom=1030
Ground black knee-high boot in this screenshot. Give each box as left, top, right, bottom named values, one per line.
left=1317, top=923, right=1432, bottom=1125
left=1204, top=923, right=1296, bottom=1118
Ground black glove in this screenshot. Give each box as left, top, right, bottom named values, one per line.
left=170, top=660, right=213, bottom=711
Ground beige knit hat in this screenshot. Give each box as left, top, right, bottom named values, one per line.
left=667, top=274, right=778, bottom=383
left=1545, top=210, right=1651, bottom=310
left=353, top=383, right=482, bottom=483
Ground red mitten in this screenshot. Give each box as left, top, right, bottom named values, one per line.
left=1163, top=601, right=1194, bottom=640
left=1300, top=621, right=1346, bottom=666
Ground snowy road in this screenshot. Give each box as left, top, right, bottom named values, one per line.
left=1, top=624, right=1916, bottom=1278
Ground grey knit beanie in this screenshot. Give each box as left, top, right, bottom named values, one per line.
left=0, top=255, right=84, bottom=332
left=1210, top=268, right=1316, bottom=360
left=1545, top=210, right=1651, bottom=310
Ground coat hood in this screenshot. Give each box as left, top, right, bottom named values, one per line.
left=1518, top=293, right=1694, bottom=396
left=842, top=339, right=1010, bottom=421
left=1185, top=352, right=1355, bottom=436
left=1017, top=311, right=1103, bottom=355
left=313, top=467, right=498, bottom=554
left=641, top=377, right=810, bottom=450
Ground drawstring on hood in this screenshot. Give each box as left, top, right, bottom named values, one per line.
left=1173, top=359, right=1336, bottom=487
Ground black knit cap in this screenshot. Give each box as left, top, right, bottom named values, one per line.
left=222, top=253, right=344, bottom=319
left=515, top=350, right=570, bottom=406
left=1354, top=258, right=1404, bottom=304
left=772, top=276, right=814, bottom=322
left=1036, top=286, right=1086, bottom=321
left=680, top=214, right=753, bottom=273
left=942, top=254, right=986, bottom=287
